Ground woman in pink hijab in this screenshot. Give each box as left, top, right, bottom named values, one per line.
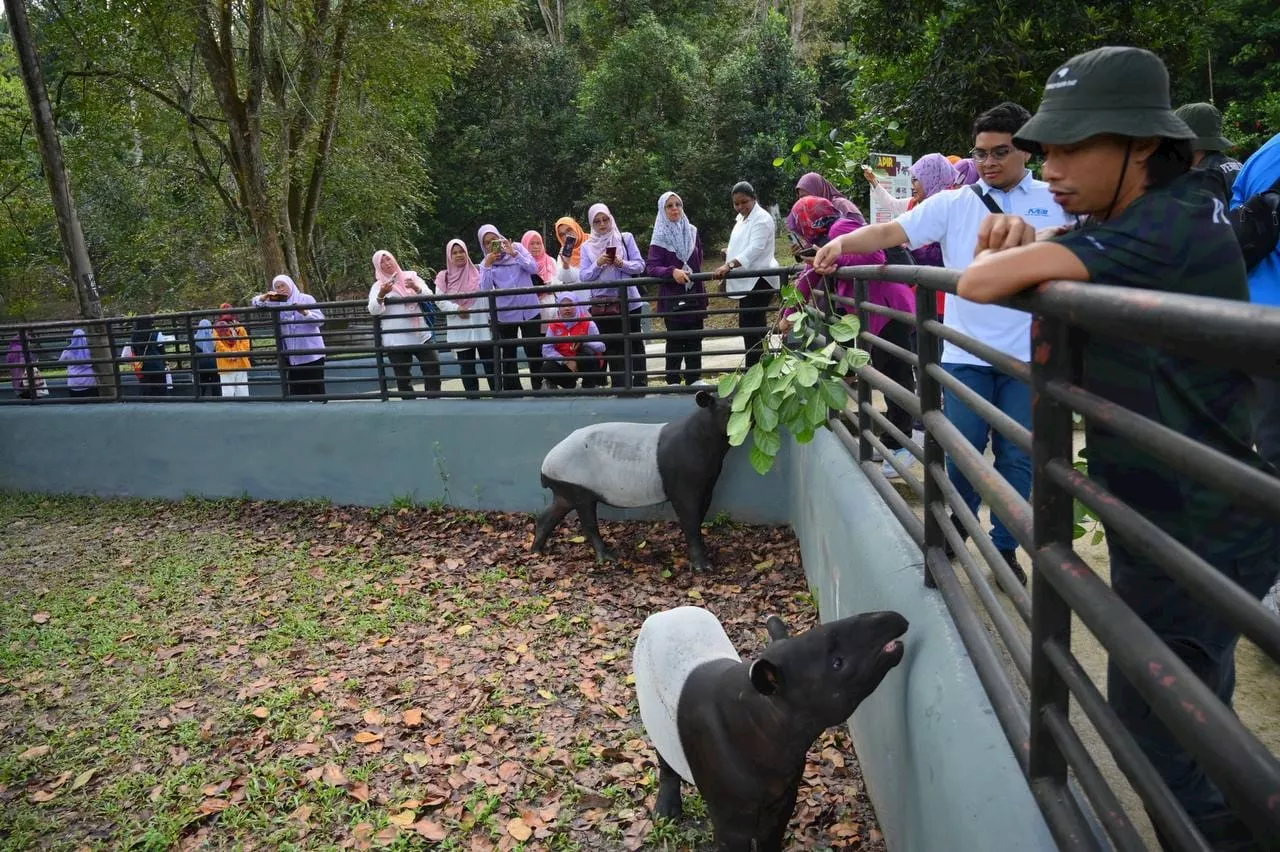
left=434, top=239, right=494, bottom=394
left=521, top=230, right=562, bottom=334
left=368, top=250, right=440, bottom=398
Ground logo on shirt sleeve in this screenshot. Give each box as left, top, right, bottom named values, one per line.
left=1026, top=208, right=1050, bottom=217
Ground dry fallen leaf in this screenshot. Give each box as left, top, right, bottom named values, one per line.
left=18, top=745, right=50, bottom=761
left=387, top=810, right=416, bottom=828
left=362, top=708, right=385, bottom=726
left=32, top=612, right=50, bottom=624
left=348, top=782, right=370, bottom=803
left=402, top=708, right=423, bottom=727
left=353, top=731, right=383, bottom=744
left=321, top=762, right=348, bottom=787
left=70, top=769, right=97, bottom=790
left=198, top=798, right=230, bottom=815
left=250, top=706, right=269, bottom=719
left=413, top=820, right=448, bottom=841
left=29, top=790, right=58, bottom=803
left=288, top=804, right=313, bottom=824
left=454, top=624, right=473, bottom=637
left=506, top=817, right=533, bottom=842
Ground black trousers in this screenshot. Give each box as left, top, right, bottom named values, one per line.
left=595, top=309, right=647, bottom=388
left=68, top=386, right=100, bottom=399
left=386, top=346, right=441, bottom=397
left=495, top=321, right=543, bottom=391
left=453, top=347, right=495, bottom=395
left=665, top=322, right=704, bottom=385
left=870, top=320, right=916, bottom=451
left=737, top=279, right=775, bottom=369
left=139, top=371, right=167, bottom=397
left=286, top=357, right=326, bottom=398
left=544, top=358, right=606, bottom=389
left=197, top=368, right=221, bottom=397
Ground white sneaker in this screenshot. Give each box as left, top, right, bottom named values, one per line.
left=881, top=448, right=914, bottom=480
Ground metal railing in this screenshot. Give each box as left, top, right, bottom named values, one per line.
left=0, top=268, right=788, bottom=403
left=810, top=264, right=1280, bottom=851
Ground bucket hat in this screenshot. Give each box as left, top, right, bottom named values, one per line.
left=1014, top=46, right=1194, bottom=154
left=1173, top=102, right=1233, bottom=152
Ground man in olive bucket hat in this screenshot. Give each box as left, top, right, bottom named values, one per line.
left=1175, top=101, right=1242, bottom=203
left=957, top=46, right=1279, bottom=851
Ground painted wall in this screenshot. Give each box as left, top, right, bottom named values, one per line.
left=790, top=429, right=1056, bottom=851
left=0, top=398, right=789, bottom=524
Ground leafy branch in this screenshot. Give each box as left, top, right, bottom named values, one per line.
left=718, top=283, right=870, bottom=475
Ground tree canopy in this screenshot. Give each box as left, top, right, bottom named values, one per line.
left=0, top=0, right=1273, bottom=318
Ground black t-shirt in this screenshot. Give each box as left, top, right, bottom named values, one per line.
left=1052, top=173, right=1272, bottom=559
left=1190, top=151, right=1243, bottom=205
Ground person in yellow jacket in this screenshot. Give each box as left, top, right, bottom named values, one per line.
left=213, top=303, right=252, bottom=397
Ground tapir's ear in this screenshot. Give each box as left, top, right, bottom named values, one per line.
left=695, top=390, right=713, bottom=408
left=749, top=659, right=783, bottom=695
left=765, top=615, right=790, bottom=642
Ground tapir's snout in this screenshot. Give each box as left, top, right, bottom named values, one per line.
left=862, top=610, right=909, bottom=668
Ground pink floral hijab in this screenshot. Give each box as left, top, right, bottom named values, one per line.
left=908, top=154, right=960, bottom=198
left=521, top=230, right=558, bottom=282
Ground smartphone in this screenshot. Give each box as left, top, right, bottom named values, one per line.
left=561, top=234, right=577, bottom=256
left=605, top=245, right=618, bottom=261
left=797, top=246, right=818, bottom=259
left=787, top=232, right=803, bottom=250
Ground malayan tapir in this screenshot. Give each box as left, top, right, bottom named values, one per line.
left=632, top=605, right=909, bottom=852
left=532, top=390, right=733, bottom=571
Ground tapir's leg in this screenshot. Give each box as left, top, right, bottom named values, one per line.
left=576, top=498, right=616, bottom=563
left=532, top=492, right=573, bottom=553
left=653, top=753, right=683, bottom=820
left=669, top=490, right=712, bottom=572
left=756, top=784, right=799, bottom=852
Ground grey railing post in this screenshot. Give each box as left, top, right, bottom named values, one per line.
left=105, top=321, right=123, bottom=401
left=373, top=314, right=390, bottom=401
left=486, top=290, right=502, bottom=393
left=1027, top=312, right=1077, bottom=804
left=183, top=312, right=199, bottom=400
left=853, top=276, right=872, bottom=465
left=619, top=283, right=633, bottom=391
left=915, top=278, right=942, bottom=589
left=273, top=309, right=289, bottom=400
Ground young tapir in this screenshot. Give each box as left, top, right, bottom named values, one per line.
left=532, top=390, right=733, bottom=571
left=632, top=605, right=909, bottom=852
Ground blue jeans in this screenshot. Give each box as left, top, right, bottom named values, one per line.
left=942, top=364, right=1032, bottom=552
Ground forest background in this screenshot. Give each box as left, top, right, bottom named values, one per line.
left=0, top=0, right=1276, bottom=319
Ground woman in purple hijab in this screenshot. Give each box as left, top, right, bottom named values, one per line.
left=795, top=172, right=865, bottom=223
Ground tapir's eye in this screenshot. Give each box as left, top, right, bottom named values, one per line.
left=830, top=656, right=844, bottom=671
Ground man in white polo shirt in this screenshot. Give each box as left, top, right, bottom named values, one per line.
left=814, top=102, right=1070, bottom=587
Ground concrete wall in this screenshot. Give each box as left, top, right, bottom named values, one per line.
left=0, top=398, right=789, bottom=524
left=0, top=400, right=1054, bottom=850
left=790, top=429, right=1056, bottom=851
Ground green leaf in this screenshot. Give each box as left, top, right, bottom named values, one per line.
left=739, top=362, right=765, bottom=396
left=804, top=390, right=829, bottom=426
left=1091, top=529, right=1105, bottom=546
left=727, top=408, right=751, bottom=447
left=795, top=361, right=820, bottom=387
left=752, top=396, right=780, bottom=431
left=818, top=377, right=848, bottom=411
left=749, top=444, right=777, bottom=475
left=773, top=157, right=787, bottom=167
left=843, top=348, right=871, bottom=370
left=752, top=425, right=781, bottom=457
left=718, top=373, right=740, bottom=398
left=732, top=388, right=754, bottom=412
left=828, top=314, right=860, bottom=343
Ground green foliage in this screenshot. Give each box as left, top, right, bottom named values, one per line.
left=720, top=284, right=868, bottom=475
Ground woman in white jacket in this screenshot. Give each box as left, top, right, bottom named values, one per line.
left=368, top=250, right=441, bottom=398
left=712, top=181, right=780, bottom=369
left=433, top=239, right=494, bottom=395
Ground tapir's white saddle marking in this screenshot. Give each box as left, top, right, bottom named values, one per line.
left=633, top=606, right=741, bottom=783
left=541, top=422, right=668, bottom=508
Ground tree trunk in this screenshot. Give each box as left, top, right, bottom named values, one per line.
left=193, top=0, right=288, bottom=288
left=4, top=0, right=117, bottom=396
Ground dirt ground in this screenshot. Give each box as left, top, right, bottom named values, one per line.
left=0, top=495, right=886, bottom=851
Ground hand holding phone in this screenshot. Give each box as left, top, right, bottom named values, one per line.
left=605, top=245, right=618, bottom=264
left=560, top=234, right=577, bottom=257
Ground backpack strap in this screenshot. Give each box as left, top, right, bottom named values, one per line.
left=970, top=184, right=1004, bottom=214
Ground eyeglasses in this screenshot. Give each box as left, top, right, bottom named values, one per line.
left=969, top=146, right=1016, bottom=163
left=665, top=200, right=683, bottom=209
